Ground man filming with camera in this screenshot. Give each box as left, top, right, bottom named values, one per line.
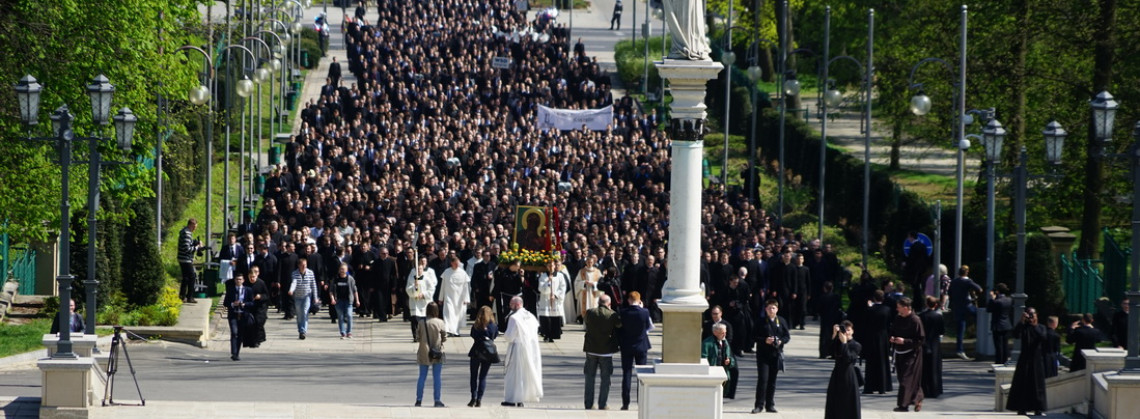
left=178, top=218, right=204, bottom=303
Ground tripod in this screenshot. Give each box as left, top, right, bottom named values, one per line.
left=103, top=325, right=145, bottom=406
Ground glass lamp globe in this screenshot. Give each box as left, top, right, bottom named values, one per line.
left=721, top=52, right=735, bottom=66
left=270, top=58, right=282, bottom=72
left=783, top=78, right=800, bottom=97
left=747, top=66, right=762, bottom=83
left=292, top=22, right=303, bottom=34
left=254, top=67, right=271, bottom=84
left=189, top=85, right=210, bottom=105
left=236, top=76, right=255, bottom=97
left=823, top=89, right=843, bottom=108
left=909, top=93, right=932, bottom=116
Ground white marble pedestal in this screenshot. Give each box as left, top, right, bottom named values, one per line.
left=636, top=363, right=727, bottom=419
left=43, top=334, right=98, bottom=358
left=1093, top=372, right=1140, bottom=419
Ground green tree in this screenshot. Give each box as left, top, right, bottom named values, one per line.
left=122, top=199, right=165, bottom=306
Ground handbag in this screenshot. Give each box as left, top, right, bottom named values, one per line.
left=476, top=337, right=501, bottom=364
left=429, top=345, right=444, bottom=362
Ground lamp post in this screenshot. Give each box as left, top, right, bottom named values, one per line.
left=817, top=8, right=873, bottom=254
left=220, top=44, right=258, bottom=230
left=980, top=118, right=1066, bottom=363
left=720, top=0, right=735, bottom=189
left=180, top=45, right=215, bottom=252
left=1127, top=121, right=1140, bottom=373
left=908, top=5, right=969, bottom=274
left=12, top=74, right=137, bottom=359
left=1086, top=91, right=1140, bottom=373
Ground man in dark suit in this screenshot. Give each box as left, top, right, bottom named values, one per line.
left=254, top=244, right=278, bottom=308
left=987, top=283, right=1014, bottom=365
left=702, top=305, right=734, bottom=343
left=618, top=291, right=653, bottom=410
left=788, top=253, right=810, bottom=330
left=948, top=265, right=982, bottom=359
left=49, top=299, right=85, bottom=334
left=753, top=299, right=791, bottom=414
left=224, top=274, right=255, bottom=361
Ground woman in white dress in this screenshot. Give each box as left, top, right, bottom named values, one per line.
left=537, top=260, right=568, bottom=342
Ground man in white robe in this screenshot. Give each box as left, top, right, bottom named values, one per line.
left=503, top=296, right=543, bottom=406
left=574, top=254, right=602, bottom=323
left=440, top=256, right=470, bottom=336
left=405, top=256, right=438, bottom=341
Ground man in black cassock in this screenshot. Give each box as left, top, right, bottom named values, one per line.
left=816, top=281, right=844, bottom=359
left=1068, top=313, right=1104, bottom=371
left=788, top=253, right=810, bottom=330
left=494, top=261, right=523, bottom=325
left=1006, top=307, right=1048, bottom=416
left=889, top=297, right=925, bottom=412
left=861, top=290, right=893, bottom=395
left=918, top=296, right=944, bottom=398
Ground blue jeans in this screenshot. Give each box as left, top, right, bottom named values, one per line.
left=954, top=305, right=975, bottom=353
left=335, top=300, right=354, bottom=335
left=417, top=363, right=443, bottom=402
left=294, top=296, right=312, bottom=334
left=584, top=354, right=614, bottom=409
left=469, top=358, right=491, bottom=400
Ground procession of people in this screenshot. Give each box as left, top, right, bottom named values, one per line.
left=198, top=0, right=1089, bottom=415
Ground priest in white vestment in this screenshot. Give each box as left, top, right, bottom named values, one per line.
left=440, top=256, right=470, bottom=336
left=503, top=296, right=543, bottom=406
left=574, top=254, right=602, bottom=323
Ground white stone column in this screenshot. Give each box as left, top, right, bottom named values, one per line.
left=636, top=58, right=727, bottom=419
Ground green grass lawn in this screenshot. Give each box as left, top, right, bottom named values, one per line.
left=0, top=319, right=114, bottom=358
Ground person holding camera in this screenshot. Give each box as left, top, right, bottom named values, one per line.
left=177, top=218, right=203, bottom=303
left=752, top=299, right=790, bottom=414
left=1006, top=307, right=1048, bottom=416
left=825, top=320, right=861, bottom=419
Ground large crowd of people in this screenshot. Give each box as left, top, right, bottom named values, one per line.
left=196, top=0, right=1109, bottom=415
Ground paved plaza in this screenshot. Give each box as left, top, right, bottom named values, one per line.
left=0, top=298, right=1071, bottom=418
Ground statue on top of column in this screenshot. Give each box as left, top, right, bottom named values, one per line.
left=664, top=0, right=711, bottom=61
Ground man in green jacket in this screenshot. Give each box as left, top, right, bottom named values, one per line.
left=703, top=322, right=738, bottom=398
left=583, top=294, right=621, bottom=410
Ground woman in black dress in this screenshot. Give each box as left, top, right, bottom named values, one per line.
left=825, top=320, right=862, bottom=419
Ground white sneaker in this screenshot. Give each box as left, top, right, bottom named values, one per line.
left=957, top=352, right=970, bottom=360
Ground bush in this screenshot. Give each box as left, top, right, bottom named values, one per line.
left=299, top=38, right=323, bottom=69
left=122, top=200, right=165, bottom=307
left=614, top=36, right=669, bottom=91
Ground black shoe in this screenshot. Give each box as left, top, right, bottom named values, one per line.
left=585, top=405, right=592, bottom=410
left=475, top=399, right=481, bottom=407
left=414, top=400, right=421, bottom=407
left=299, top=333, right=306, bottom=340
left=187, top=299, right=197, bottom=304
left=468, top=399, right=476, bottom=407
left=893, top=406, right=908, bottom=412
left=231, top=355, right=240, bottom=361
left=518, top=403, right=523, bottom=407
left=751, top=408, right=762, bottom=414
left=502, top=402, right=514, bottom=407
left=621, top=405, right=629, bottom=410
left=434, top=401, right=445, bottom=407
left=766, top=408, right=778, bottom=413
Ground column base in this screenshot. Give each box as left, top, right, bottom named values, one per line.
left=1093, top=372, right=1140, bottom=419
left=635, top=363, right=727, bottom=419
left=38, top=357, right=99, bottom=414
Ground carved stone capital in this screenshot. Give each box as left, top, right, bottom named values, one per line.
left=669, top=118, right=706, bottom=142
